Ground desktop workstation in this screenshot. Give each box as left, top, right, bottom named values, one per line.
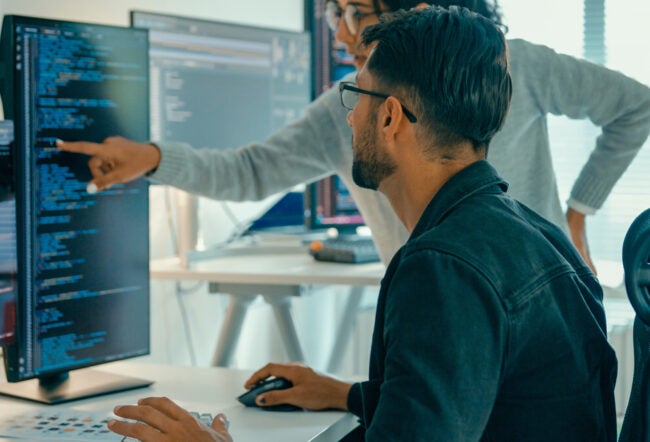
left=0, top=361, right=357, bottom=442
left=0, top=1, right=644, bottom=440
left=0, top=9, right=360, bottom=442
left=0, top=361, right=358, bottom=442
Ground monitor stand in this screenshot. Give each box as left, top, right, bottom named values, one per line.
left=0, top=368, right=153, bottom=404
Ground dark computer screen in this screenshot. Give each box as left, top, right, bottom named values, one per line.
left=0, top=15, right=151, bottom=403
left=305, top=0, right=362, bottom=231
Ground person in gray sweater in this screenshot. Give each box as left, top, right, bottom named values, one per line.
left=59, top=0, right=650, bottom=269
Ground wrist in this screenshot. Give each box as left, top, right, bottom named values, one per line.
left=145, top=143, right=161, bottom=176
left=331, top=380, right=353, bottom=411
left=566, top=207, right=586, bottom=221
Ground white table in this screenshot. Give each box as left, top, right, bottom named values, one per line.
left=150, top=243, right=385, bottom=371
left=0, top=361, right=358, bottom=442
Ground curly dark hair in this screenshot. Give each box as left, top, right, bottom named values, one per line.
left=380, top=0, right=505, bottom=30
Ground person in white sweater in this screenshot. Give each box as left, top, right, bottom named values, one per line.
left=59, top=0, right=650, bottom=270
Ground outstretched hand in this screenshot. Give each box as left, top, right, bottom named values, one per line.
left=108, top=397, right=232, bottom=442
left=244, top=362, right=352, bottom=411
left=566, top=208, right=597, bottom=275
left=57, top=136, right=160, bottom=192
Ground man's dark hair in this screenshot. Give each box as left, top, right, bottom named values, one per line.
left=380, top=0, right=505, bottom=29
left=362, top=6, right=512, bottom=152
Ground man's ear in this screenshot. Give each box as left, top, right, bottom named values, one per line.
left=381, top=97, right=405, bottom=141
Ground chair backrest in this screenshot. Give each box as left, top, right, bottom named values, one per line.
left=618, top=208, right=650, bottom=442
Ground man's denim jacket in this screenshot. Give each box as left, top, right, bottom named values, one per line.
left=346, top=160, right=617, bottom=441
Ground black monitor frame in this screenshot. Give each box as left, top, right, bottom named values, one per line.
left=304, top=0, right=363, bottom=232
left=0, top=15, right=152, bottom=404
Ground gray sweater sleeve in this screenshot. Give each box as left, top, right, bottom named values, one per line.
left=515, top=39, right=650, bottom=211
left=147, top=83, right=348, bottom=201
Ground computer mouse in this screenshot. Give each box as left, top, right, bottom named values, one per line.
left=237, top=377, right=302, bottom=411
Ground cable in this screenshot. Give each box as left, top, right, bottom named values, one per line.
left=164, top=186, right=178, bottom=253
left=175, top=281, right=197, bottom=366
left=219, top=201, right=255, bottom=245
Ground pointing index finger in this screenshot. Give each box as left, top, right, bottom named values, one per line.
left=57, top=139, right=104, bottom=156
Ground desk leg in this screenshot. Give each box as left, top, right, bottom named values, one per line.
left=262, top=295, right=306, bottom=362
left=327, top=286, right=364, bottom=373
left=211, top=294, right=258, bottom=367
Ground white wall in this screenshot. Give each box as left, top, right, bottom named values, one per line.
left=0, top=0, right=303, bottom=30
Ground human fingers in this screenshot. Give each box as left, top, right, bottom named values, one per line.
left=56, top=139, right=104, bottom=156
left=107, top=418, right=160, bottom=441
left=84, top=171, right=123, bottom=193
left=211, top=413, right=229, bottom=431
left=210, top=414, right=233, bottom=442
left=244, top=362, right=299, bottom=389
left=136, top=397, right=192, bottom=422
left=254, top=387, right=297, bottom=407
left=85, top=156, right=115, bottom=192
left=113, top=403, right=171, bottom=433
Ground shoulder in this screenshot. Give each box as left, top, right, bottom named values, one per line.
left=387, top=239, right=496, bottom=297
left=505, top=38, right=565, bottom=73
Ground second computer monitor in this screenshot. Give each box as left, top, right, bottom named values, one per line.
left=131, top=10, right=311, bottom=151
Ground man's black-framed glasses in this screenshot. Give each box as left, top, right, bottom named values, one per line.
left=339, top=81, right=418, bottom=123
left=325, top=1, right=381, bottom=35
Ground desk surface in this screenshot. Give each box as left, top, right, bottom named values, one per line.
left=151, top=247, right=385, bottom=287
left=0, top=361, right=357, bottom=442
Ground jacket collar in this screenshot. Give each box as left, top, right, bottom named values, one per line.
left=410, top=160, right=509, bottom=240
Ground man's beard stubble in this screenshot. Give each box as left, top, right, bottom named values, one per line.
left=351, top=114, right=397, bottom=191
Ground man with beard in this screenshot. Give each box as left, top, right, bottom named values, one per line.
left=107, top=7, right=617, bottom=441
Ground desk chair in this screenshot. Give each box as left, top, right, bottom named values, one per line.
left=618, top=208, right=650, bottom=442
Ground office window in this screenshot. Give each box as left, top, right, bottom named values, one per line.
left=500, top=0, right=650, bottom=264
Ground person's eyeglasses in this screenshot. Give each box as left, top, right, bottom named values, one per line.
left=325, top=1, right=381, bottom=36
left=339, top=81, right=418, bottom=123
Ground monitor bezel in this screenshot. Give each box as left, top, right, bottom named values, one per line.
left=130, top=9, right=309, bottom=40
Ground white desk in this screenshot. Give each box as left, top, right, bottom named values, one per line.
left=0, top=361, right=358, bottom=442
left=150, top=244, right=385, bottom=371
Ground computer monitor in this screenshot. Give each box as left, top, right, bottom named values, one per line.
left=305, top=0, right=362, bottom=231
left=306, top=176, right=364, bottom=230
left=130, top=11, right=311, bottom=246
left=0, top=15, right=152, bottom=404
left=0, top=120, right=16, bottom=346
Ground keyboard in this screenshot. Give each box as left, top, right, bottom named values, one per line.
left=190, top=411, right=219, bottom=427
left=0, top=407, right=221, bottom=441
left=309, top=236, right=381, bottom=264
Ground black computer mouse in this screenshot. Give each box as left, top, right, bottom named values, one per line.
left=237, top=377, right=302, bottom=411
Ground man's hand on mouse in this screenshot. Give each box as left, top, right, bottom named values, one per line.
left=244, top=363, right=352, bottom=411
